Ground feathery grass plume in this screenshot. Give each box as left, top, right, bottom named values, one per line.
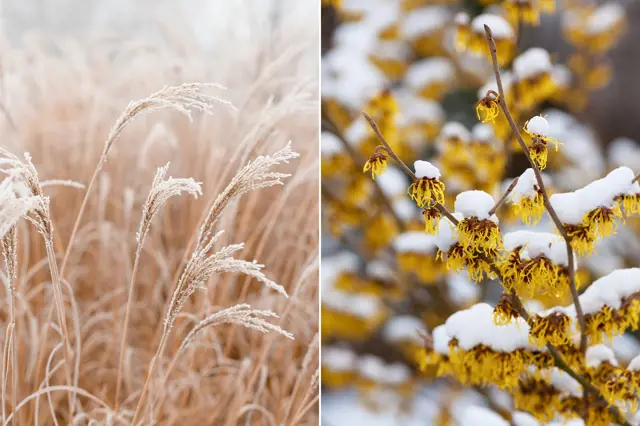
left=166, top=231, right=288, bottom=334
left=177, top=304, right=294, bottom=355
left=0, top=176, right=42, bottom=240
left=1, top=225, right=18, bottom=426
left=60, top=83, right=234, bottom=275
left=136, top=163, right=203, bottom=245
left=132, top=230, right=290, bottom=423
left=39, top=180, right=85, bottom=190
left=132, top=145, right=297, bottom=424
left=196, top=142, right=300, bottom=250
left=114, top=163, right=202, bottom=410
left=0, top=149, right=76, bottom=414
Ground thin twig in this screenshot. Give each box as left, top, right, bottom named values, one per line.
left=321, top=112, right=406, bottom=232
left=484, top=24, right=588, bottom=356
left=361, top=112, right=460, bottom=226
left=361, top=113, right=417, bottom=180
left=488, top=176, right=519, bottom=216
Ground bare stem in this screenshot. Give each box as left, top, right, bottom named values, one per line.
left=361, top=113, right=417, bottom=180
left=488, top=176, right=519, bottom=216
left=361, top=112, right=460, bottom=226
left=44, top=242, right=75, bottom=416
left=113, top=243, right=144, bottom=413
left=484, top=24, right=588, bottom=356
left=2, top=227, right=18, bottom=426
left=131, top=333, right=168, bottom=425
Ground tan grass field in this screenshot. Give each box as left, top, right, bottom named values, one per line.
left=0, top=1, right=319, bottom=424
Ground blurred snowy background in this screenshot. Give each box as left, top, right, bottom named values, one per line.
left=320, top=0, right=640, bottom=425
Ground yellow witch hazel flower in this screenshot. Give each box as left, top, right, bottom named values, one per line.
left=408, top=160, right=446, bottom=207
left=508, top=168, right=546, bottom=225
left=503, top=0, right=541, bottom=25
left=454, top=190, right=502, bottom=255
left=321, top=346, right=357, bottom=389
left=513, top=48, right=556, bottom=109
left=576, top=268, right=640, bottom=344
left=363, top=147, right=389, bottom=180
left=397, top=94, right=445, bottom=148
left=402, top=6, right=450, bottom=57
left=422, top=204, right=441, bottom=234
left=453, top=12, right=470, bottom=52
left=435, top=212, right=496, bottom=282
left=492, top=292, right=520, bottom=325
left=467, top=14, right=515, bottom=66
left=357, top=356, right=414, bottom=401
left=405, top=57, right=455, bottom=101
left=549, top=167, right=640, bottom=254
left=393, top=231, right=445, bottom=284
left=321, top=132, right=352, bottom=178
left=563, top=3, right=627, bottom=53
left=470, top=124, right=507, bottom=185
left=500, top=230, right=576, bottom=298
left=624, top=353, right=640, bottom=395
left=423, top=303, right=538, bottom=389
left=514, top=368, right=583, bottom=422
left=583, top=345, right=638, bottom=410
left=528, top=307, right=574, bottom=347
left=524, top=115, right=560, bottom=171
left=476, top=90, right=500, bottom=123
left=418, top=325, right=449, bottom=374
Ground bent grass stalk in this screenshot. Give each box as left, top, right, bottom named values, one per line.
left=114, top=164, right=202, bottom=412
left=130, top=146, right=296, bottom=425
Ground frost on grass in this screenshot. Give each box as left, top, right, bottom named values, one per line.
left=0, top=176, right=42, bottom=239
left=177, top=303, right=294, bottom=355
left=165, top=231, right=288, bottom=332
left=197, top=142, right=299, bottom=248
left=137, top=163, right=202, bottom=244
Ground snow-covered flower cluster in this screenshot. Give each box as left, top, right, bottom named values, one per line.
left=321, top=0, right=638, bottom=424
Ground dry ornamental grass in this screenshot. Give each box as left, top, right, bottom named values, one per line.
left=0, top=2, right=319, bottom=424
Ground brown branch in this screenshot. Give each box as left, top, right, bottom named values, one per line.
left=484, top=24, right=588, bottom=356
left=322, top=113, right=407, bottom=232
left=489, top=176, right=519, bottom=216
left=483, top=25, right=631, bottom=425
left=361, top=112, right=417, bottom=180
left=361, top=112, right=460, bottom=226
